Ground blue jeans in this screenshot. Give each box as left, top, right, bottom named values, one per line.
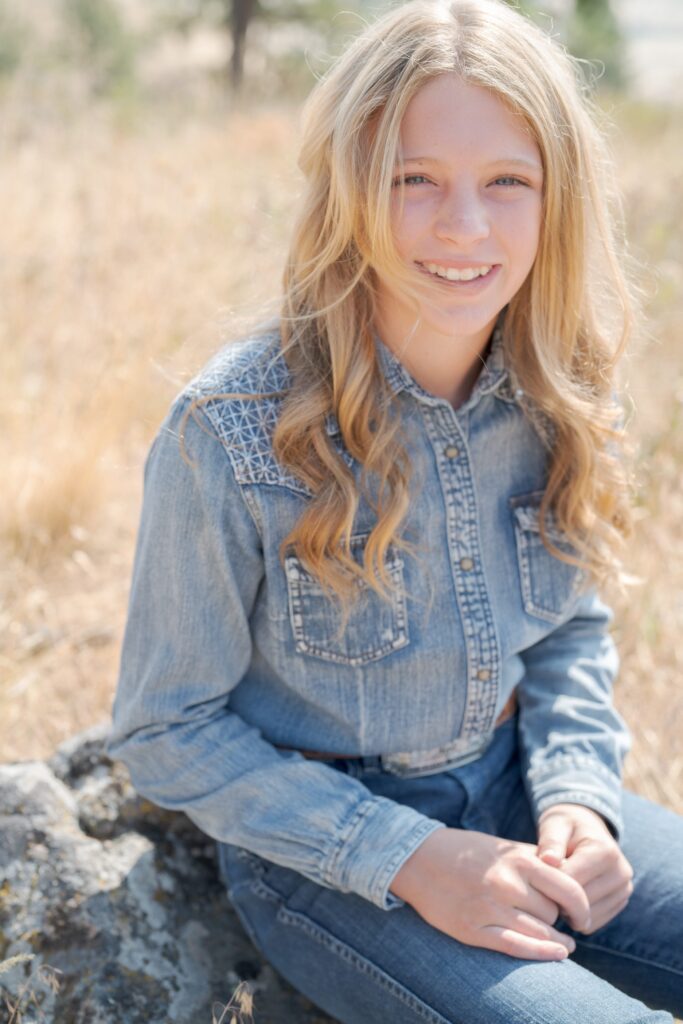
left=217, top=715, right=683, bottom=1023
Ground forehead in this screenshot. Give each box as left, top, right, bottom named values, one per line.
left=398, top=72, right=540, bottom=163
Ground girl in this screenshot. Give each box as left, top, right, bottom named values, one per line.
left=108, top=1, right=683, bottom=1020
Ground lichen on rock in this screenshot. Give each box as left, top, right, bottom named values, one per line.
left=0, top=723, right=334, bottom=1023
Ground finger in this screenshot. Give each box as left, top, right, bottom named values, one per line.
left=582, top=870, right=633, bottom=906
left=500, top=906, right=576, bottom=952
left=530, top=860, right=592, bottom=932
left=481, top=924, right=573, bottom=962
left=518, top=886, right=562, bottom=927
left=562, top=844, right=634, bottom=895
left=581, top=888, right=632, bottom=934
left=537, top=814, right=574, bottom=866
left=538, top=850, right=564, bottom=869
left=558, top=843, right=614, bottom=887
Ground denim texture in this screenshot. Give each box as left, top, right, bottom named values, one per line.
left=217, top=716, right=682, bottom=1023
left=108, top=312, right=631, bottom=912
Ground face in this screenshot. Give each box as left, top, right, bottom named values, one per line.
left=373, top=73, right=543, bottom=359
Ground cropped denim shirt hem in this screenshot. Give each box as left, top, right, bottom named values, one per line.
left=107, top=313, right=631, bottom=910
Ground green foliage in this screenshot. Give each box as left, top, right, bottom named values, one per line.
left=0, top=1, right=27, bottom=78
left=253, top=0, right=372, bottom=88
left=507, top=0, right=627, bottom=91
left=567, top=0, right=627, bottom=89
left=62, top=0, right=138, bottom=98
left=153, top=0, right=228, bottom=35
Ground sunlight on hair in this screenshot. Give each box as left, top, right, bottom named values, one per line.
left=272, top=0, right=644, bottom=612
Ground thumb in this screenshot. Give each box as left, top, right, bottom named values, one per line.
left=536, top=812, right=574, bottom=867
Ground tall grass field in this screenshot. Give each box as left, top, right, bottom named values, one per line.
left=0, top=86, right=681, bottom=818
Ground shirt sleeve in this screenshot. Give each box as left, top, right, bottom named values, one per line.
left=516, top=588, right=632, bottom=840
left=107, top=394, right=444, bottom=911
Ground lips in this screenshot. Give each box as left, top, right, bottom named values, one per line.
left=415, top=261, right=501, bottom=289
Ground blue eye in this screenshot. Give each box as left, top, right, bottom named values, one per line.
left=492, top=176, right=527, bottom=187
left=391, top=174, right=431, bottom=187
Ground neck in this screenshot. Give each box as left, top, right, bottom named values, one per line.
left=374, top=316, right=496, bottom=410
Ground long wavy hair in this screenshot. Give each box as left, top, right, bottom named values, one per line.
left=201, top=0, right=642, bottom=616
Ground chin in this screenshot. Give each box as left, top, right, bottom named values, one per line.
left=422, top=308, right=501, bottom=338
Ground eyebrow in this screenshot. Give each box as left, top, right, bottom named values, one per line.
left=399, top=155, right=543, bottom=173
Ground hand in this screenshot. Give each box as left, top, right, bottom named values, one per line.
left=389, top=827, right=592, bottom=961
left=536, top=803, right=634, bottom=935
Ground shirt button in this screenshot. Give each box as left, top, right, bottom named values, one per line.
left=460, top=557, right=474, bottom=571
left=477, top=668, right=491, bottom=681
left=445, top=445, right=460, bottom=458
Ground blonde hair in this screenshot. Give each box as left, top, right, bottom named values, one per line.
left=208, top=0, right=641, bottom=615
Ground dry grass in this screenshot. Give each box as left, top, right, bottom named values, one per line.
left=0, top=954, right=61, bottom=1023
left=0, top=95, right=298, bottom=758
left=2, top=89, right=681, bottom=809
left=212, top=980, right=256, bottom=1023
left=0, top=954, right=253, bottom=1023
left=0, top=87, right=681, bottom=807
left=597, top=98, right=683, bottom=811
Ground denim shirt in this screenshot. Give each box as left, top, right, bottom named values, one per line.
left=107, top=315, right=631, bottom=912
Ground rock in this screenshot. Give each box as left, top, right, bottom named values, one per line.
left=0, top=724, right=335, bottom=1023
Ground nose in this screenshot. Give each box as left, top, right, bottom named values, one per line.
left=434, top=186, right=490, bottom=245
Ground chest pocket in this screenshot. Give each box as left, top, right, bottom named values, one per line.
left=510, top=492, right=586, bottom=625
left=284, top=534, right=409, bottom=666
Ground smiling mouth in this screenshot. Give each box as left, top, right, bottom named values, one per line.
left=415, top=262, right=500, bottom=286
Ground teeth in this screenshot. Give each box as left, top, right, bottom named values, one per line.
left=422, top=263, right=492, bottom=281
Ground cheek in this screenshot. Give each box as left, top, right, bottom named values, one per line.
left=503, top=202, right=542, bottom=265
left=390, top=203, right=433, bottom=257
left=390, top=220, right=413, bottom=260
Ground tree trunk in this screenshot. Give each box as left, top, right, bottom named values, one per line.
left=230, top=0, right=254, bottom=90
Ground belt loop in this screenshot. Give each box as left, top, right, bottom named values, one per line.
left=337, top=755, right=384, bottom=779
left=358, top=754, right=384, bottom=776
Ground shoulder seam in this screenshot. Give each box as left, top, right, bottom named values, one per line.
left=184, top=332, right=289, bottom=402
left=182, top=398, right=266, bottom=539
left=179, top=368, right=312, bottom=498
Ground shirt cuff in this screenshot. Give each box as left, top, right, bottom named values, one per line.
left=323, top=796, right=446, bottom=910
left=525, top=754, right=624, bottom=841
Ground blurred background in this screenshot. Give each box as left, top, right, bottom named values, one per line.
left=0, top=0, right=681, bottom=822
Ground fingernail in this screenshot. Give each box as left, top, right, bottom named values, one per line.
left=567, top=939, right=576, bottom=953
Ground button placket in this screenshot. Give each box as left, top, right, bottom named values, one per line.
left=426, top=408, right=502, bottom=739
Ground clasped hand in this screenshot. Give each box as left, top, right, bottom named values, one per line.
left=389, top=803, right=633, bottom=962
left=536, top=802, right=634, bottom=937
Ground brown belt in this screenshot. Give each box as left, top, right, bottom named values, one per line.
left=274, top=689, right=518, bottom=762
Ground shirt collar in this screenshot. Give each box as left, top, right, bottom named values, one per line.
left=373, top=307, right=509, bottom=411
left=325, top=309, right=514, bottom=436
